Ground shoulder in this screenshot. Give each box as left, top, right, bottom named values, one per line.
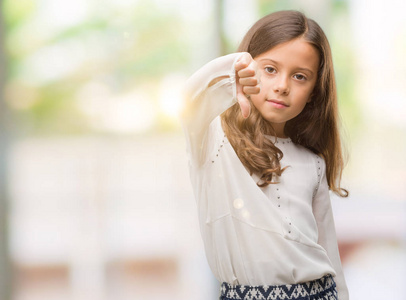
left=204, top=116, right=228, bottom=161
left=210, top=115, right=225, bottom=136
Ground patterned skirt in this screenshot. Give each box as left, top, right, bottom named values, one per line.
left=219, top=274, right=338, bottom=300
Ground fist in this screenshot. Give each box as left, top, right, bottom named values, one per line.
left=235, top=53, right=261, bottom=118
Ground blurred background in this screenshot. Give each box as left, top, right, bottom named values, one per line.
left=0, top=0, right=405, bottom=299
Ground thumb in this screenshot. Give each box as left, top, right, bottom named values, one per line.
left=237, top=92, right=251, bottom=119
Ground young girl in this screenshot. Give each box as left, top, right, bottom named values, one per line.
left=181, top=10, right=349, bottom=300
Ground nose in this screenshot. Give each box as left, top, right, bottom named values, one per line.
left=272, top=75, right=289, bottom=95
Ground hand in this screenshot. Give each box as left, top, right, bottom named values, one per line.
left=235, top=53, right=261, bottom=118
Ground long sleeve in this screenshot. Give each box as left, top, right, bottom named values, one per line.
left=180, top=53, right=245, bottom=167
left=312, top=159, right=349, bottom=300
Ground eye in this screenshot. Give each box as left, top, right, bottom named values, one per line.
left=293, top=74, right=307, bottom=81
left=264, top=67, right=276, bottom=74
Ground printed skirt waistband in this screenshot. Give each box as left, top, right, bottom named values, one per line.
left=219, top=274, right=338, bottom=300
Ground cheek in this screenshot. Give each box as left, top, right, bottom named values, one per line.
left=249, top=91, right=265, bottom=110
left=295, top=86, right=314, bottom=103
left=305, top=82, right=317, bottom=98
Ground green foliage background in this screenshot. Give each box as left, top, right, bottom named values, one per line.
left=2, top=0, right=359, bottom=136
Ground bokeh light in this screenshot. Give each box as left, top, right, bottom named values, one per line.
left=0, top=0, right=405, bottom=300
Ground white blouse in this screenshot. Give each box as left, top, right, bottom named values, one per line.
left=180, top=53, right=349, bottom=300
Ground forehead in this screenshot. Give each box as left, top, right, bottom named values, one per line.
left=255, top=38, right=320, bottom=71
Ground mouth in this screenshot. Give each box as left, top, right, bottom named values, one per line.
left=266, top=99, right=289, bottom=108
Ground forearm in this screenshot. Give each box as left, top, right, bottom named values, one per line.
left=312, top=159, right=349, bottom=299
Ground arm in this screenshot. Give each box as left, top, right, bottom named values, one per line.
left=180, top=53, right=257, bottom=166
left=312, top=159, right=349, bottom=300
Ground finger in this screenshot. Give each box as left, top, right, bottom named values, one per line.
left=239, top=77, right=258, bottom=86
left=243, top=85, right=261, bottom=95
left=237, top=93, right=251, bottom=119
left=235, top=53, right=252, bottom=72
left=238, top=67, right=256, bottom=78
left=235, top=61, right=245, bottom=72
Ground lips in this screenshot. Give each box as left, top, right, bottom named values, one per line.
left=267, top=99, right=289, bottom=107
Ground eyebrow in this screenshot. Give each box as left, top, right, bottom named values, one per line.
left=258, top=58, right=315, bottom=75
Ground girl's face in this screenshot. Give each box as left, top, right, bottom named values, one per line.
left=251, top=38, right=320, bottom=137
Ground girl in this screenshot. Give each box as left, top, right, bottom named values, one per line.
left=181, top=10, right=349, bottom=300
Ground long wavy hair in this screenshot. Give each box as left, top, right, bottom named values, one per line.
left=221, top=10, right=348, bottom=197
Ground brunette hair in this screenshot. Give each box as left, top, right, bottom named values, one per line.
left=221, top=10, right=348, bottom=197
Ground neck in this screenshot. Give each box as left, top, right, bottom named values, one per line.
left=270, top=122, right=288, bottom=138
